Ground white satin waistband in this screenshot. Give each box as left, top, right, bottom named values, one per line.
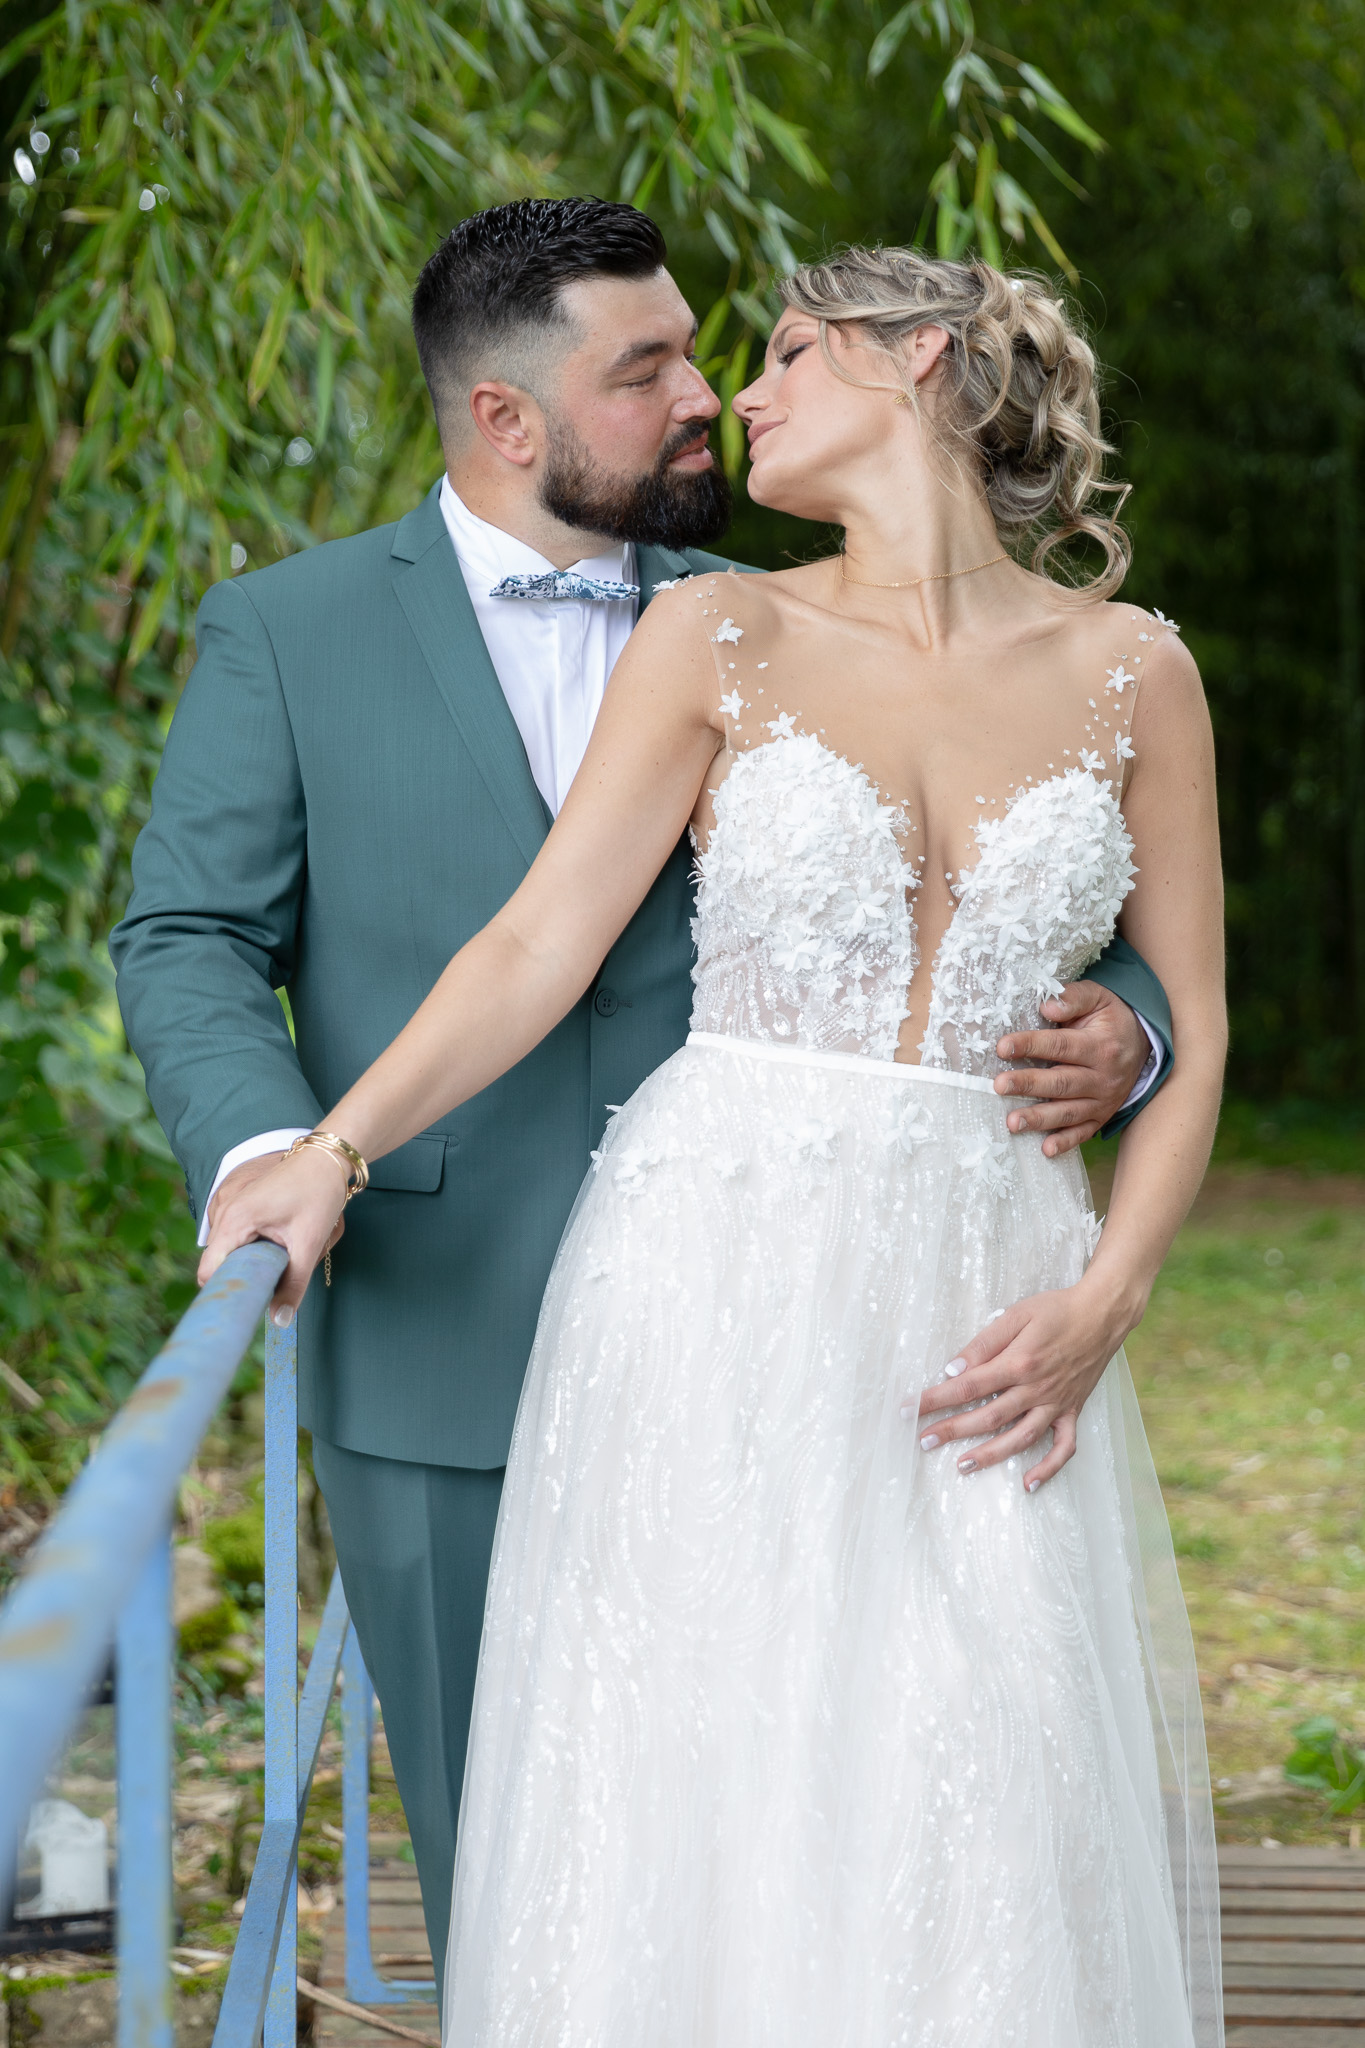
left=684, top=1031, right=1000, bottom=1096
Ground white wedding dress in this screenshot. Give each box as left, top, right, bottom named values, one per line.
left=443, top=575, right=1223, bottom=2048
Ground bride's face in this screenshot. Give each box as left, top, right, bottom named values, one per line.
left=734, top=312, right=930, bottom=521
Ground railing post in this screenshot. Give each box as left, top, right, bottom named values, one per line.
left=341, top=1627, right=375, bottom=2003
left=263, top=1319, right=298, bottom=2047
left=341, top=1631, right=435, bottom=2006
left=116, top=1524, right=174, bottom=2048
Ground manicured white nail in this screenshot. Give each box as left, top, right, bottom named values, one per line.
left=920, top=1433, right=941, bottom=1450
left=1027, top=1478, right=1041, bottom=1494
left=270, top=1304, right=295, bottom=1329
left=899, top=1401, right=916, bottom=1420
left=957, top=1456, right=977, bottom=1473
left=944, top=1358, right=966, bottom=1378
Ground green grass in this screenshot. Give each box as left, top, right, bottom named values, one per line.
left=1112, top=1169, right=1365, bottom=1840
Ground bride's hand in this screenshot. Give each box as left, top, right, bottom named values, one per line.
left=197, top=1146, right=347, bottom=1325
left=909, top=1280, right=1136, bottom=1492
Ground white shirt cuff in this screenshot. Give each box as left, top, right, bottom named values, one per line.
left=1118, top=1012, right=1164, bottom=1113
left=198, top=1128, right=312, bottom=1246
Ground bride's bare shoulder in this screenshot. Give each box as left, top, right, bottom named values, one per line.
left=1045, top=592, right=1203, bottom=702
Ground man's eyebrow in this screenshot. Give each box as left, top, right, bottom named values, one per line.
left=608, top=324, right=700, bottom=374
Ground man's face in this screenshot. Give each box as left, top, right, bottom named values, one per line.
left=537, top=269, right=731, bottom=549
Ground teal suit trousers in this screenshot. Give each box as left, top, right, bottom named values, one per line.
left=312, top=1437, right=504, bottom=1987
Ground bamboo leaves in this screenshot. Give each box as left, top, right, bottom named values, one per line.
left=247, top=285, right=295, bottom=410
left=865, top=2, right=1101, bottom=277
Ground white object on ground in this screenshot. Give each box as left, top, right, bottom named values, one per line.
left=19, top=1799, right=110, bottom=1916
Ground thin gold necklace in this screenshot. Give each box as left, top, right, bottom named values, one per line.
left=839, top=550, right=1009, bottom=590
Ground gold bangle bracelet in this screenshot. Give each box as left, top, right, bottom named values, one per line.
left=287, top=1130, right=370, bottom=1201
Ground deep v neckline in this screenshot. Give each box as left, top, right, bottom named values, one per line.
left=701, top=731, right=1127, bottom=1069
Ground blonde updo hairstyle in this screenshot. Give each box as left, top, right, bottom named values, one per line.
left=779, top=246, right=1131, bottom=600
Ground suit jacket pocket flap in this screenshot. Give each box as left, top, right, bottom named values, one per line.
left=365, top=1133, right=447, bottom=1194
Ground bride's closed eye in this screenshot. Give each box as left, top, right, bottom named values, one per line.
left=775, top=340, right=810, bottom=367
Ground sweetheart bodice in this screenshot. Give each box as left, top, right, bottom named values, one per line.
left=690, top=734, right=1137, bottom=1075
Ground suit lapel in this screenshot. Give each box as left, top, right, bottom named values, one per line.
left=391, top=486, right=548, bottom=870
left=635, top=545, right=697, bottom=615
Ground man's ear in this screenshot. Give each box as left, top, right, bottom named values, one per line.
left=468, top=381, right=544, bottom=468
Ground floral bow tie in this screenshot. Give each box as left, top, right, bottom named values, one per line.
left=489, top=570, right=640, bottom=602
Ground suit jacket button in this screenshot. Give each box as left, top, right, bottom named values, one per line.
left=593, top=987, right=619, bottom=1018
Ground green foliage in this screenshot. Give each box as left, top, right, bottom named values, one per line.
left=1284, top=1715, right=1365, bottom=1814
left=0, top=0, right=1091, bottom=1485
left=1212, top=1100, right=1365, bottom=1179
left=178, top=1594, right=242, bottom=1655
left=202, top=1505, right=266, bottom=1605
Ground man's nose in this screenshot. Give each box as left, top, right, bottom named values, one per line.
left=680, top=361, right=722, bottom=417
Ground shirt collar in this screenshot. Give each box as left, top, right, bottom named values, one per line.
left=439, top=476, right=634, bottom=592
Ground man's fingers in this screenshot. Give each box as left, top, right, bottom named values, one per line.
left=1039, top=1123, right=1097, bottom=1158
left=1005, top=1098, right=1097, bottom=1135
left=1040, top=980, right=1105, bottom=1021
left=1024, top=1412, right=1078, bottom=1490
left=996, top=1029, right=1098, bottom=1068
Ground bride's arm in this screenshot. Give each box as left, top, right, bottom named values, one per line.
left=198, top=589, right=723, bottom=1309
left=915, top=626, right=1225, bottom=1488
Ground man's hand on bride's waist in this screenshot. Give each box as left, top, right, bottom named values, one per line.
left=907, top=1278, right=1139, bottom=1493
left=197, top=1143, right=348, bottom=1326
left=993, top=981, right=1152, bottom=1156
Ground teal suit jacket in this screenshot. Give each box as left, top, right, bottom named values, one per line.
left=111, top=481, right=1171, bottom=1470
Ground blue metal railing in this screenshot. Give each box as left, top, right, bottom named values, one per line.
left=0, top=1244, right=436, bottom=2043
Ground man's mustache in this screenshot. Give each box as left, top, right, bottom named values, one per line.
left=657, top=418, right=716, bottom=470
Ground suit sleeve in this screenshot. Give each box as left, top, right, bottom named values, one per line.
left=109, top=578, right=323, bottom=1219
left=1080, top=934, right=1174, bottom=1137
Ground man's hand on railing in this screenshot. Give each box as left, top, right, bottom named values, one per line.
left=197, top=1146, right=347, bottom=1326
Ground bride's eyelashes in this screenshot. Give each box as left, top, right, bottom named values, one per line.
left=775, top=341, right=810, bottom=368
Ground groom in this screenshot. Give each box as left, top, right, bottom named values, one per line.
left=111, top=198, right=1172, bottom=1976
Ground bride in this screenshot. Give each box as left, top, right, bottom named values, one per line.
left=208, top=247, right=1226, bottom=2046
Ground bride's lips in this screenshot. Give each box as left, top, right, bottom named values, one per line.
left=747, top=421, right=778, bottom=452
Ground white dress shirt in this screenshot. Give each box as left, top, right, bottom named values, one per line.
left=438, top=476, right=638, bottom=816
left=199, top=484, right=1160, bottom=1240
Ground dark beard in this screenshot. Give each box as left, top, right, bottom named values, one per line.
left=538, top=416, right=732, bottom=549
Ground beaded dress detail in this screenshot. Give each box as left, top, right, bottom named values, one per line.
left=444, top=576, right=1221, bottom=2048
left=690, top=731, right=919, bottom=1057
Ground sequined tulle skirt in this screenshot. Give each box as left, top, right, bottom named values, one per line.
left=444, top=1035, right=1222, bottom=2048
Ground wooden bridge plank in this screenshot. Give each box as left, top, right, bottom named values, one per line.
left=1224, top=1992, right=1365, bottom=2020
left=1227, top=2032, right=1365, bottom=2047
left=1223, top=1962, right=1365, bottom=1991
left=1223, top=1914, right=1365, bottom=1940
left=1219, top=1847, right=1365, bottom=1869
left=1220, top=1940, right=1365, bottom=1965
left=1221, top=1866, right=1365, bottom=1889
left=1223, top=1889, right=1365, bottom=1915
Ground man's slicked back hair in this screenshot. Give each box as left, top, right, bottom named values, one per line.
left=412, top=198, right=668, bottom=432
